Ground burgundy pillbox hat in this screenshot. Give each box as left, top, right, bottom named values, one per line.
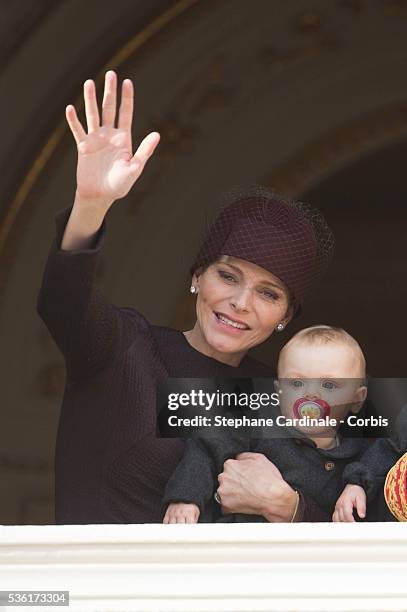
left=190, top=185, right=334, bottom=314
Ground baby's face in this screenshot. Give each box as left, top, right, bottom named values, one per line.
left=277, top=342, right=366, bottom=437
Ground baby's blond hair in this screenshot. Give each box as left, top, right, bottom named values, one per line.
left=278, top=325, right=366, bottom=378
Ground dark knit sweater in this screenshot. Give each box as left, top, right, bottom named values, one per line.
left=37, top=206, right=328, bottom=524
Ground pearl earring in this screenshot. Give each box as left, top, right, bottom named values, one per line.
left=190, top=286, right=197, bottom=294
left=276, top=323, right=285, bottom=332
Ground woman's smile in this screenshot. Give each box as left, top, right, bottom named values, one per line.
left=213, top=311, right=251, bottom=332
left=184, top=255, right=292, bottom=366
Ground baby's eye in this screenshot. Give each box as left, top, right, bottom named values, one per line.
left=322, top=380, right=338, bottom=390
left=290, top=379, right=304, bottom=388
left=218, top=270, right=236, bottom=282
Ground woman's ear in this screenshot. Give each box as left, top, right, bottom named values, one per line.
left=350, top=385, right=368, bottom=414
left=192, top=267, right=204, bottom=289
left=283, top=304, right=295, bottom=327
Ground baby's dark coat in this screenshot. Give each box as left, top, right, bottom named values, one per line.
left=163, top=432, right=370, bottom=522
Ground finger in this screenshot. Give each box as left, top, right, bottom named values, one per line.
left=356, top=493, right=366, bottom=519
left=65, top=105, right=86, bottom=145
left=102, top=70, right=117, bottom=127
left=343, top=501, right=355, bottom=522
left=235, top=452, right=258, bottom=461
left=341, top=505, right=354, bottom=523
left=118, top=78, right=134, bottom=131
left=130, top=132, right=160, bottom=171
left=84, top=79, right=100, bottom=133
left=332, top=510, right=338, bottom=522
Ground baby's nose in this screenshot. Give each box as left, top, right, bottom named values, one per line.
left=305, top=393, right=320, bottom=400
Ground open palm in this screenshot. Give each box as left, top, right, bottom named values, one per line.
left=66, top=71, right=160, bottom=202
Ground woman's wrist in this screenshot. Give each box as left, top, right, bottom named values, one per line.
left=290, top=490, right=300, bottom=522
left=74, top=190, right=114, bottom=211
left=61, top=193, right=112, bottom=251
left=261, top=480, right=299, bottom=523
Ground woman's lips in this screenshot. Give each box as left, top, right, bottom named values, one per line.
left=213, top=311, right=250, bottom=334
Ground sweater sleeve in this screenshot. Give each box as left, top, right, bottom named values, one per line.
left=162, top=434, right=248, bottom=518
left=162, top=438, right=218, bottom=516
left=37, top=206, right=148, bottom=382
left=342, top=405, right=407, bottom=500
left=342, top=438, right=401, bottom=501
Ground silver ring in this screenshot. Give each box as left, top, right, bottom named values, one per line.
left=214, top=491, right=222, bottom=505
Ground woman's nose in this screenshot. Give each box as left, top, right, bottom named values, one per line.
left=230, top=289, right=250, bottom=312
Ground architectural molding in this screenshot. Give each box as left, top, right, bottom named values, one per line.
left=0, top=523, right=406, bottom=611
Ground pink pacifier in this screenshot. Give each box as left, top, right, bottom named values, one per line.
left=293, top=398, right=330, bottom=419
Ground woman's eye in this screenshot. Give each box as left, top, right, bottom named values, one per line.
left=261, top=289, right=278, bottom=300
left=322, top=381, right=337, bottom=390
left=218, top=270, right=236, bottom=282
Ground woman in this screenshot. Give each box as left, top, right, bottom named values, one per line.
left=37, top=70, right=334, bottom=524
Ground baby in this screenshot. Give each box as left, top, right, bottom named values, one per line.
left=163, top=325, right=369, bottom=523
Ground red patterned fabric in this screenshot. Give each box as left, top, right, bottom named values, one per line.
left=384, top=452, right=407, bottom=522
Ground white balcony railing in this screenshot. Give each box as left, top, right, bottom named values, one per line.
left=0, top=523, right=406, bottom=611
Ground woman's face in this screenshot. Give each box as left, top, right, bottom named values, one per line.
left=190, top=255, right=292, bottom=365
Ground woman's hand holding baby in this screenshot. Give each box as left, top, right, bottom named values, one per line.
left=332, top=484, right=366, bottom=522
left=163, top=502, right=200, bottom=524
left=217, top=452, right=299, bottom=522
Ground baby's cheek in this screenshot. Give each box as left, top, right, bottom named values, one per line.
left=330, top=401, right=352, bottom=418
left=279, top=395, right=297, bottom=416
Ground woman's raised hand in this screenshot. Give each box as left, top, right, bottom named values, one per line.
left=66, top=70, right=160, bottom=208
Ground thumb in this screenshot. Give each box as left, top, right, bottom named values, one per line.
left=355, top=491, right=366, bottom=518
left=131, top=132, right=160, bottom=170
